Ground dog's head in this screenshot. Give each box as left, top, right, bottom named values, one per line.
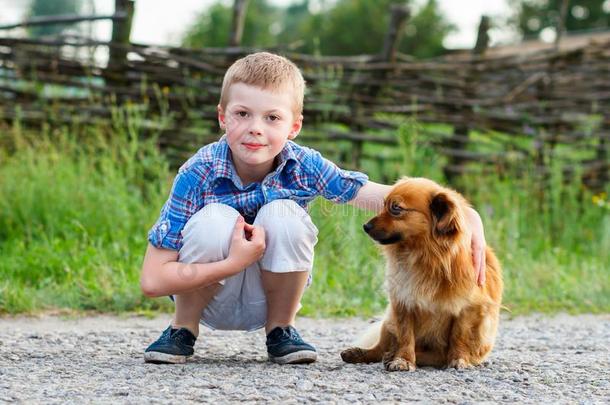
left=364, top=177, right=468, bottom=247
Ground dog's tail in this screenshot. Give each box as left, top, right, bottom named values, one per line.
left=354, top=320, right=382, bottom=349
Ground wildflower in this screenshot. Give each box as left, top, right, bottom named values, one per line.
left=592, top=193, right=607, bottom=207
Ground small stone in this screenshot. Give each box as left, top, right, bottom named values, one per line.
left=296, top=380, right=314, bottom=390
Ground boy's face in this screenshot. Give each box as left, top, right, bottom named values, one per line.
left=217, top=83, right=302, bottom=179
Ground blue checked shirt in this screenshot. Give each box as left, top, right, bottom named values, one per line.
left=148, top=136, right=369, bottom=251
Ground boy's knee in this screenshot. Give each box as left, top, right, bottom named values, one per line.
left=256, top=200, right=317, bottom=239
left=180, top=203, right=239, bottom=260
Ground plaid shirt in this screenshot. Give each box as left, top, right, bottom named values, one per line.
left=148, top=136, right=368, bottom=251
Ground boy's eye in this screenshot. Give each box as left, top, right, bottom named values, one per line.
left=267, top=115, right=280, bottom=121
left=236, top=111, right=248, bottom=117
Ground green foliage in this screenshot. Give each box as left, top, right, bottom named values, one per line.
left=401, top=0, right=455, bottom=58
left=302, top=200, right=387, bottom=317
left=182, top=0, right=454, bottom=58
left=508, top=0, right=610, bottom=39
left=0, top=110, right=171, bottom=314
left=288, top=0, right=454, bottom=58
left=182, top=0, right=281, bottom=48
left=0, top=118, right=608, bottom=316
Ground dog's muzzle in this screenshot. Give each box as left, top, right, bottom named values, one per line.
left=363, top=220, right=402, bottom=245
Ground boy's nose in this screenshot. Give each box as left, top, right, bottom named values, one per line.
left=248, top=118, right=263, bottom=136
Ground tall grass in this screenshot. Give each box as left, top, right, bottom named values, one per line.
left=0, top=118, right=608, bottom=316
left=0, top=112, right=172, bottom=313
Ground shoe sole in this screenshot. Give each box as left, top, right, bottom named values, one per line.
left=268, top=350, right=318, bottom=365
left=144, top=351, right=191, bottom=364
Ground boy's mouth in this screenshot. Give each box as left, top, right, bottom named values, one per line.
left=242, top=143, right=266, bottom=150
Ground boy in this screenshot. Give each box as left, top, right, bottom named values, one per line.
left=141, top=52, right=487, bottom=365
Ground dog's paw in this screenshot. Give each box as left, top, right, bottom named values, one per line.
left=448, top=358, right=472, bottom=370
left=381, top=351, right=395, bottom=366
left=341, top=347, right=366, bottom=363
left=384, top=358, right=416, bottom=372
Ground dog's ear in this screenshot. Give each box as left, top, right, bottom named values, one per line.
left=430, top=192, right=459, bottom=236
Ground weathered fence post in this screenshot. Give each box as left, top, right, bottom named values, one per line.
left=109, top=0, right=134, bottom=67
left=108, top=0, right=134, bottom=85
left=380, top=4, right=410, bottom=63
left=229, top=0, right=249, bottom=47
left=443, top=15, right=489, bottom=184
left=555, top=0, right=569, bottom=49
left=347, top=4, right=409, bottom=178
left=594, top=122, right=609, bottom=188
left=473, top=15, right=490, bottom=54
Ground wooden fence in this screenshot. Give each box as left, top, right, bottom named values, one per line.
left=0, top=1, right=608, bottom=189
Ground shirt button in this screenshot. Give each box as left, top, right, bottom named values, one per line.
left=160, top=223, right=168, bottom=232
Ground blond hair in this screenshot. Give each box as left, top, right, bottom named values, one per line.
left=219, top=52, right=306, bottom=116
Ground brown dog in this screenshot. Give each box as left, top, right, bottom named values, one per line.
left=341, top=177, right=503, bottom=371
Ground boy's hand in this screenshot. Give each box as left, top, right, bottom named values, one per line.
left=466, top=207, right=486, bottom=286
left=227, top=216, right=266, bottom=270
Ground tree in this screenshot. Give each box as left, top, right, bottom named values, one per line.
left=28, top=0, right=84, bottom=38
left=508, top=0, right=610, bottom=40
left=182, top=0, right=455, bottom=58
left=400, top=0, right=455, bottom=58
left=182, top=0, right=281, bottom=48
left=280, top=0, right=454, bottom=58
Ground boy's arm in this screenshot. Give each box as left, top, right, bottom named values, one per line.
left=347, top=180, right=392, bottom=212
left=348, top=180, right=487, bottom=286
left=140, top=245, right=237, bottom=297
left=141, top=217, right=265, bottom=297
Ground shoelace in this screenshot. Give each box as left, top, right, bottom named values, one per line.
left=172, top=328, right=195, bottom=345
left=283, top=327, right=303, bottom=343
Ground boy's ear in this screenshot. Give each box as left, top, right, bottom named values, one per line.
left=288, top=114, right=303, bottom=140
left=217, top=104, right=226, bottom=130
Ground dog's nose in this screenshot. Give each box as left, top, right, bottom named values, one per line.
left=363, top=222, right=373, bottom=233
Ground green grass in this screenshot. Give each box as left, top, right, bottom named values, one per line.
left=0, top=119, right=173, bottom=314
left=0, top=118, right=608, bottom=316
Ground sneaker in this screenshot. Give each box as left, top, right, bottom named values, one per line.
left=266, top=325, right=317, bottom=364
left=144, top=325, right=196, bottom=364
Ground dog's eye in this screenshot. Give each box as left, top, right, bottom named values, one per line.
left=389, top=202, right=404, bottom=216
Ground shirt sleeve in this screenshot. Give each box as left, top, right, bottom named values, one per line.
left=309, top=150, right=369, bottom=203
left=148, top=171, right=202, bottom=251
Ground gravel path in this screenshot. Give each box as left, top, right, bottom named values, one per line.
left=0, top=313, right=608, bottom=404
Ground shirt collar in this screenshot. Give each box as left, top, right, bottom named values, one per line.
left=213, top=135, right=298, bottom=188
left=275, top=140, right=298, bottom=174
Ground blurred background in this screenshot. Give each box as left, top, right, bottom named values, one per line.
left=0, top=0, right=608, bottom=316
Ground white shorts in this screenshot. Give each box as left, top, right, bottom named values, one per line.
left=175, top=200, right=319, bottom=331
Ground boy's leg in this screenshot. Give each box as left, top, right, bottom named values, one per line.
left=144, top=203, right=238, bottom=363
left=172, top=283, right=221, bottom=337
left=172, top=202, right=240, bottom=334
left=260, top=271, right=309, bottom=333
left=255, top=199, right=319, bottom=364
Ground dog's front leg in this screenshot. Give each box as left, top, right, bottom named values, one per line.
left=447, top=305, right=496, bottom=369
left=384, top=303, right=416, bottom=372
left=341, top=321, right=396, bottom=364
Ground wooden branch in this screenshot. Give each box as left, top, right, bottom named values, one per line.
left=501, top=72, right=548, bottom=102
left=1, top=36, right=610, bottom=188
left=0, top=13, right=126, bottom=30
